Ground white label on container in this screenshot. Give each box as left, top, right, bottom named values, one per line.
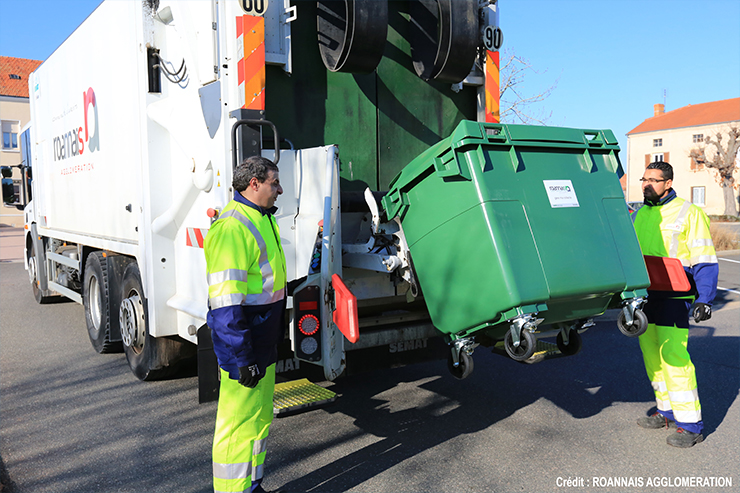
left=543, top=180, right=580, bottom=208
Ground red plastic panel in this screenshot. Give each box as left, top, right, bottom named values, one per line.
left=331, top=274, right=359, bottom=343
left=644, top=255, right=691, bottom=292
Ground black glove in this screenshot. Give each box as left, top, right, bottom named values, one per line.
left=287, top=276, right=307, bottom=296
left=238, top=364, right=263, bottom=388
left=692, top=303, right=712, bottom=323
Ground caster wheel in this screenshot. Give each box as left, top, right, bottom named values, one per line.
left=617, top=308, right=648, bottom=337
left=556, top=329, right=582, bottom=356
left=504, top=329, right=537, bottom=362
left=447, top=351, right=474, bottom=380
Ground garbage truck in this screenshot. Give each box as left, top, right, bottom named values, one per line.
left=11, top=0, right=649, bottom=400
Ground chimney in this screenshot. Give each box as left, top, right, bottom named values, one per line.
left=654, top=104, right=665, bottom=116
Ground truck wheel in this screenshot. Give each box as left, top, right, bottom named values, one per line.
left=120, top=262, right=195, bottom=381
left=447, top=351, right=473, bottom=380
left=617, top=308, right=648, bottom=338
left=556, top=329, right=582, bottom=356
left=28, top=240, right=55, bottom=304
left=83, top=252, right=122, bottom=353
left=504, top=329, right=537, bottom=362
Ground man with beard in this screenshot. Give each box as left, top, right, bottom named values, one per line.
left=632, top=160, right=718, bottom=448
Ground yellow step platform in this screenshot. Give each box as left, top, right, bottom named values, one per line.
left=273, top=379, right=337, bottom=417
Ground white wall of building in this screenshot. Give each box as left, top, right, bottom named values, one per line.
left=0, top=95, right=31, bottom=225
left=626, top=122, right=740, bottom=215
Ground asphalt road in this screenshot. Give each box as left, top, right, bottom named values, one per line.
left=1, top=254, right=739, bottom=493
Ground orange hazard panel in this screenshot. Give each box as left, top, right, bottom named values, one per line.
left=644, top=255, right=691, bottom=292
left=237, top=15, right=265, bottom=110
left=485, top=50, right=500, bottom=123
left=331, top=274, right=359, bottom=344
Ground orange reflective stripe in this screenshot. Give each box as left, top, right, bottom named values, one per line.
left=241, top=15, right=265, bottom=110
left=485, top=50, right=500, bottom=123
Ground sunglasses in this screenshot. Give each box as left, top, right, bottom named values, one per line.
left=639, top=178, right=667, bottom=184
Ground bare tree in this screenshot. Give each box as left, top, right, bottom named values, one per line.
left=689, top=125, right=740, bottom=217
left=498, top=49, right=559, bottom=125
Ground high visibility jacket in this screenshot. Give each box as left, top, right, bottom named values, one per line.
left=633, top=190, right=718, bottom=306
left=204, top=193, right=287, bottom=379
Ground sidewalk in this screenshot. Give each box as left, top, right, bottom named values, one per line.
left=0, top=225, right=25, bottom=263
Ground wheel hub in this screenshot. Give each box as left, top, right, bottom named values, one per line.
left=28, top=255, right=37, bottom=286
left=120, top=294, right=145, bottom=353
left=88, top=275, right=102, bottom=331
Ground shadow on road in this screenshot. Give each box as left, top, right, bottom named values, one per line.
left=712, top=289, right=738, bottom=310
left=276, top=318, right=739, bottom=493
left=1, top=352, right=213, bottom=493
left=0, top=453, right=17, bottom=493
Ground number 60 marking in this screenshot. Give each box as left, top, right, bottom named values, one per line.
left=240, top=0, right=268, bottom=16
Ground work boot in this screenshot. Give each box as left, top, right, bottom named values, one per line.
left=667, top=428, right=704, bottom=448
left=637, top=412, right=674, bottom=429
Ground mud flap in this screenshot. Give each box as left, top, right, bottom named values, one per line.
left=197, top=325, right=220, bottom=404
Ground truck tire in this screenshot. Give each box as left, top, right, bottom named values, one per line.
left=119, top=262, right=195, bottom=381
left=28, top=240, right=55, bottom=304
left=410, top=0, right=478, bottom=83
left=83, top=252, right=122, bottom=353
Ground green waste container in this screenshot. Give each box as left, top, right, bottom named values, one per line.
left=381, top=121, right=649, bottom=342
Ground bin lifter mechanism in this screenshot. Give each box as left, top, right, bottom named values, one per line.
left=341, top=188, right=420, bottom=298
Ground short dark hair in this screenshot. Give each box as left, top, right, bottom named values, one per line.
left=232, top=156, right=279, bottom=192
left=646, top=160, right=673, bottom=181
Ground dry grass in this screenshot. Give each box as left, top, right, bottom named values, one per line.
left=710, top=224, right=740, bottom=251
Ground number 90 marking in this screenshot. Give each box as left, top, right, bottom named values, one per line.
left=483, top=26, right=503, bottom=51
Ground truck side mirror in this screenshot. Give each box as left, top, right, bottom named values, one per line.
left=1, top=166, right=12, bottom=178
left=2, top=178, right=17, bottom=205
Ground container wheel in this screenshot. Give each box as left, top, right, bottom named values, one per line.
left=504, top=329, right=537, bottom=362
left=83, top=252, right=121, bottom=353
left=28, top=240, right=54, bottom=304
left=447, top=351, right=474, bottom=380
left=556, top=329, right=582, bottom=356
left=617, top=308, right=648, bottom=337
left=120, top=262, right=196, bottom=380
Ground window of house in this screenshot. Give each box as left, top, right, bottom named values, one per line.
left=691, top=186, right=706, bottom=207
left=690, top=154, right=704, bottom=170
left=653, top=138, right=663, bottom=147
left=652, top=153, right=664, bottom=162
left=2, top=121, right=19, bottom=151
left=693, top=134, right=704, bottom=143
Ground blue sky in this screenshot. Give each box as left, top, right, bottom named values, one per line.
left=1, top=0, right=738, bottom=156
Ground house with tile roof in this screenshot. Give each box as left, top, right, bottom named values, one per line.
left=1, top=56, right=42, bottom=225
left=625, top=97, right=740, bottom=216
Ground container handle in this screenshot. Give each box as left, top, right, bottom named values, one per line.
left=433, top=150, right=471, bottom=180
left=382, top=188, right=408, bottom=219
left=583, top=131, right=605, bottom=147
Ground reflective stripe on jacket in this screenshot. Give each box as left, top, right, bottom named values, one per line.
left=204, top=193, right=287, bottom=378
left=633, top=191, right=718, bottom=305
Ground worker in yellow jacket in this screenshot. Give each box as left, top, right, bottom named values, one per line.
left=632, top=161, right=718, bottom=448
left=204, top=156, right=286, bottom=492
